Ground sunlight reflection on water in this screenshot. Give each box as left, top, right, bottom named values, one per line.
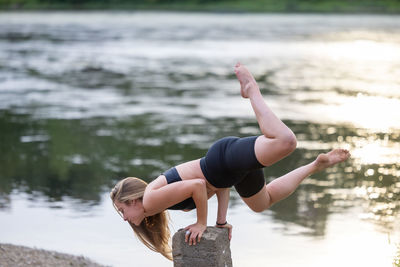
left=0, top=12, right=399, bottom=266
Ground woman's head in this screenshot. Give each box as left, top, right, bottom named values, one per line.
left=110, top=177, right=147, bottom=225
left=110, top=177, right=147, bottom=204
left=110, top=177, right=172, bottom=261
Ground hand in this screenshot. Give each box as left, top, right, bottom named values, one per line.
left=215, top=222, right=232, bottom=241
left=184, top=222, right=207, bottom=246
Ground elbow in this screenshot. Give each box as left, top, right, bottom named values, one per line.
left=191, top=179, right=207, bottom=196
left=195, top=179, right=206, bottom=186
left=192, top=179, right=206, bottom=190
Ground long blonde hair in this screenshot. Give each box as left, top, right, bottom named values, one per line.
left=110, top=177, right=172, bottom=260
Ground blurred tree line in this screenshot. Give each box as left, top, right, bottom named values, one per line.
left=1, top=0, right=400, bottom=13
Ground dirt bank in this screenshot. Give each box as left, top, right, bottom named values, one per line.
left=0, top=243, right=106, bottom=267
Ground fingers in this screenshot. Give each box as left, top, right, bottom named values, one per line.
left=198, top=232, right=203, bottom=243
left=185, top=230, right=190, bottom=243
left=184, top=230, right=203, bottom=245
left=191, top=233, right=197, bottom=245
left=184, top=229, right=196, bottom=245
left=184, top=224, right=206, bottom=245
left=188, top=232, right=198, bottom=245
left=191, top=232, right=202, bottom=245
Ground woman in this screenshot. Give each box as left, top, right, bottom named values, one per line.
left=110, top=63, right=350, bottom=260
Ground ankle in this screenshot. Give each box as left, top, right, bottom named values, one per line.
left=247, top=83, right=261, bottom=98
left=309, top=161, right=319, bottom=175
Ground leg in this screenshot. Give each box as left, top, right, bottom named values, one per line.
left=242, top=149, right=350, bottom=212
left=234, top=63, right=296, bottom=166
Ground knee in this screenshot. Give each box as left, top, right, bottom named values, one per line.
left=280, top=131, right=297, bottom=154
left=250, top=203, right=269, bottom=213
left=249, top=199, right=271, bottom=213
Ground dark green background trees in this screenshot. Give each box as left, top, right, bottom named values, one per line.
left=1, top=0, right=400, bottom=13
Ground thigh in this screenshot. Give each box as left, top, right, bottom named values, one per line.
left=254, top=135, right=294, bottom=167
left=240, top=185, right=271, bottom=213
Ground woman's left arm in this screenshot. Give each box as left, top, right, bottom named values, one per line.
left=215, top=188, right=232, bottom=240
left=216, top=188, right=229, bottom=223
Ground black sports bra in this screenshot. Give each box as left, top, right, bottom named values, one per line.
left=163, top=167, right=196, bottom=210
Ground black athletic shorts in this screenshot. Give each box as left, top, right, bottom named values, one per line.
left=200, top=136, right=266, bottom=198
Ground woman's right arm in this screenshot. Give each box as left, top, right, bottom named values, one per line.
left=143, top=177, right=208, bottom=244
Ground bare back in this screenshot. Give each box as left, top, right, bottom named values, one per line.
left=147, top=159, right=218, bottom=200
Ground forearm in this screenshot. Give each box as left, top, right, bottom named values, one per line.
left=216, top=188, right=230, bottom=224
left=192, top=180, right=208, bottom=225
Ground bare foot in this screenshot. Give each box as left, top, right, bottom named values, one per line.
left=234, top=62, right=259, bottom=98
left=313, top=149, right=351, bottom=173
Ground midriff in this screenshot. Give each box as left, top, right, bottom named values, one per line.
left=175, top=158, right=219, bottom=195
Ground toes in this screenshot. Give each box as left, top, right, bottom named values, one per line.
left=340, top=149, right=350, bottom=155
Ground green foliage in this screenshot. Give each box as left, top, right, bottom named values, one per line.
left=1, top=0, right=400, bottom=12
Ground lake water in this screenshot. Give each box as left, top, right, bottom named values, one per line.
left=0, top=11, right=399, bottom=267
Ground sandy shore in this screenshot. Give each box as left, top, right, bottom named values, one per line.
left=0, top=243, right=106, bottom=267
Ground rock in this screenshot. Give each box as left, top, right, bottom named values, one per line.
left=172, top=226, right=232, bottom=267
left=0, top=243, right=105, bottom=267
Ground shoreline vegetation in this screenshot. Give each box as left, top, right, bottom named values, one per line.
left=0, top=243, right=105, bottom=267
left=1, top=0, right=400, bottom=13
